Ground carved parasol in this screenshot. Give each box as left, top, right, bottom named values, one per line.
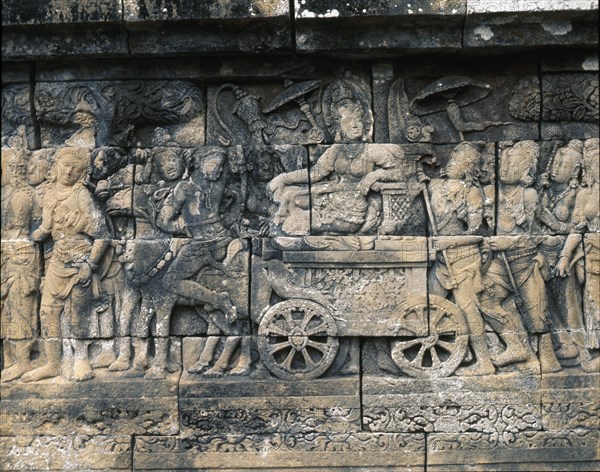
left=410, top=76, right=493, bottom=116
left=411, top=76, right=509, bottom=141
left=262, top=80, right=324, bottom=142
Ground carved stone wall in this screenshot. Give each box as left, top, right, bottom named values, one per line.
left=1, top=1, right=599, bottom=471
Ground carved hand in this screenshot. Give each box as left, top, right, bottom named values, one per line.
left=488, top=236, right=515, bottom=251
left=32, top=226, right=49, bottom=242
left=357, top=174, right=378, bottom=196
left=75, top=262, right=92, bottom=287
left=554, top=256, right=571, bottom=278
left=267, top=175, right=285, bottom=195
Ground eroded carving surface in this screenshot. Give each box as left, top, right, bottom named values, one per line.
left=1, top=53, right=598, bottom=471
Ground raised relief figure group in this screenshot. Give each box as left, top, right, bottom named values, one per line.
left=1, top=76, right=599, bottom=384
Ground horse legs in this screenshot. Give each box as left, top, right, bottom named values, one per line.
left=204, top=336, right=242, bottom=378
left=109, top=287, right=141, bottom=371
left=145, top=296, right=176, bottom=380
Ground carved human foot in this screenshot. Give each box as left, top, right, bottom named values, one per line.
left=72, top=358, right=95, bottom=382
left=21, top=363, right=61, bottom=383
left=230, top=361, right=252, bottom=376
left=202, top=365, right=225, bottom=378
left=581, top=356, right=600, bottom=373
left=188, top=359, right=210, bottom=374
left=491, top=350, right=529, bottom=367
left=93, top=349, right=117, bottom=368
left=108, top=355, right=130, bottom=372
left=0, top=363, right=30, bottom=383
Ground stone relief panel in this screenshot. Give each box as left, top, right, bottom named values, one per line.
left=131, top=143, right=307, bottom=239
left=541, top=73, right=599, bottom=140
left=1, top=53, right=599, bottom=471
left=207, top=77, right=372, bottom=145
left=1, top=84, right=36, bottom=149
left=251, top=236, right=428, bottom=381
left=35, top=80, right=205, bottom=148
left=377, top=57, right=540, bottom=145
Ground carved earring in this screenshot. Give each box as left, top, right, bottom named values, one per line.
left=334, top=130, right=342, bottom=142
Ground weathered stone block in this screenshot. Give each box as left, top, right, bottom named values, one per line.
left=427, top=429, right=599, bottom=471
left=207, top=76, right=372, bottom=146
left=0, top=435, right=132, bottom=470
left=303, top=144, right=427, bottom=236
left=2, top=83, right=36, bottom=149
left=295, top=0, right=466, bottom=18
left=180, top=371, right=360, bottom=435
left=124, top=0, right=289, bottom=22
left=467, top=1, right=598, bottom=14
left=378, top=58, right=540, bottom=145
left=542, top=370, right=600, bottom=431
left=251, top=237, right=428, bottom=339
left=2, top=26, right=130, bottom=61
left=294, top=1, right=465, bottom=54
left=362, top=344, right=542, bottom=433
left=464, top=5, right=598, bottom=50
left=542, top=49, right=599, bottom=72
left=1, top=372, right=179, bottom=436
left=541, top=73, right=599, bottom=140
left=133, top=432, right=425, bottom=471
left=34, top=80, right=205, bottom=148
left=2, top=0, right=123, bottom=26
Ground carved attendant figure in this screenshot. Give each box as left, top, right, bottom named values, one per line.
left=555, top=138, right=600, bottom=370
left=426, top=143, right=532, bottom=374
left=1, top=140, right=42, bottom=382
left=537, top=141, right=596, bottom=369
left=480, top=141, right=562, bottom=373
left=22, top=147, right=110, bottom=382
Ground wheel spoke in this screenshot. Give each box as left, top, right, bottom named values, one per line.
left=282, top=311, right=296, bottom=330
left=267, top=341, right=292, bottom=354
left=301, top=348, right=317, bottom=370
left=300, top=311, right=317, bottom=330
left=394, top=338, right=422, bottom=351
left=430, top=348, right=442, bottom=368
left=305, top=321, right=327, bottom=336
left=267, top=325, right=291, bottom=337
left=306, top=339, right=329, bottom=353
left=281, top=349, right=296, bottom=370
left=436, top=340, right=455, bottom=351
left=412, top=344, right=426, bottom=367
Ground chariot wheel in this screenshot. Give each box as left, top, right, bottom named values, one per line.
left=390, top=295, right=468, bottom=379
left=257, top=299, right=339, bottom=380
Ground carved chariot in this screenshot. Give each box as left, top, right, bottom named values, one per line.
left=253, top=238, right=469, bottom=381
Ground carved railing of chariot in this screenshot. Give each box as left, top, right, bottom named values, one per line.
left=255, top=239, right=469, bottom=380
left=376, top=182, right=424, bottom=235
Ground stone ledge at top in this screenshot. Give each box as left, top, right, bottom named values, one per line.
left=2, top=0, right=293, bottom=60
left=466, top=0, right=599, bottom=14
left=1, top=0, right=289, bottom=26
left=124, top=0, right=290, bottom=22
left=294, top=0, right=467, bottom=18
left=2, top=0, right=123, bottom=26
left=2, top=0, right=599, bottom=60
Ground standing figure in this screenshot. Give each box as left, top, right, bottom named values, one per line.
left=22, top=147, right=110, bottom=382
left=426, top=143, right=531, bottom=375
left=555, top=138, right=600, bottom=371
left=537, top=140, right=596, bottom=369
left=1, top=139, right=42, bottom=382
left=480, top=141, right=561, bottom=373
